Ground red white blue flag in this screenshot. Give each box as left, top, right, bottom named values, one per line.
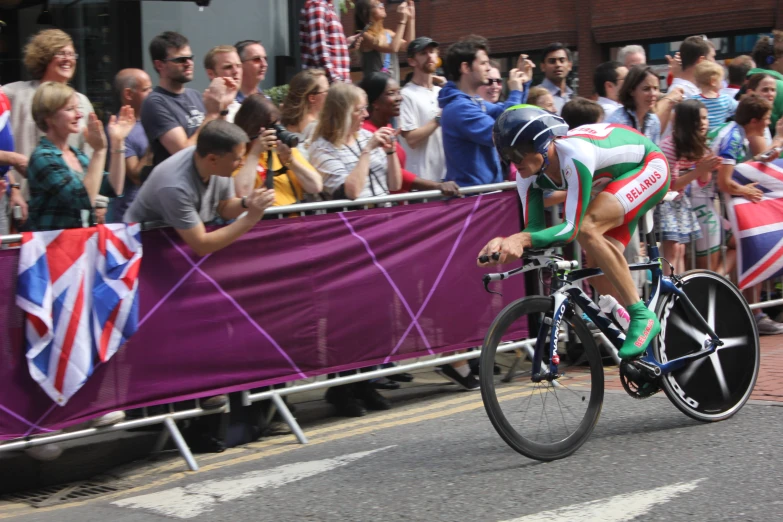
left=724, top=160, right=783, bottom=289
left=15, top=224, right=142, bottom=405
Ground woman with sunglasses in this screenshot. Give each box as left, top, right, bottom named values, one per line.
left=354, top=0, right=415, bottom=81
left=280, top=69, right=330, bottom=159
left=233, top=94, right=322, bottom=208
left=477, top=62, right=504, bottom=104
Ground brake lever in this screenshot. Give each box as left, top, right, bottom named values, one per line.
left=483, top=274, right=503, bottom=297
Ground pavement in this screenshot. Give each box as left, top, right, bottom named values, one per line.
left=1, top=334, right=782, bottom=520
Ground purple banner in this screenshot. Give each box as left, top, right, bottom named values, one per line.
left=0, top=191, right=526, bottom=439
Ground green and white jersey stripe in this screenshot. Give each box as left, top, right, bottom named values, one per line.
left=516, top=123, right=662, bottom=248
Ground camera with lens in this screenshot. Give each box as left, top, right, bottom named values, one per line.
left=272, top=123, right=299, bottom=148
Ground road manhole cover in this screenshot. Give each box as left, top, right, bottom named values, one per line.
left=1, top=480, right=129, bottom=508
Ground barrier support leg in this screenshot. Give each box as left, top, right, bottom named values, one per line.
left=163, top=417, right=199, bottom=471
left=271, top=393, right=308, bottom=444
left=152, top=426, right=170, bottom=455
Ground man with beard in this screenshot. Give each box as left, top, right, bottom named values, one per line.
left=537, top=42, right=573, bottom=115
left=142, top=31, right=235, bottom=167
left=399, top=37, right=446, bottom=182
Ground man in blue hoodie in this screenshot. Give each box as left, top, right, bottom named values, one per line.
left=439, top=35, right=531, bottom=186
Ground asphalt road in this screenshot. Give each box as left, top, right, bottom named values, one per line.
left=3, top=384, right=782, bottom=522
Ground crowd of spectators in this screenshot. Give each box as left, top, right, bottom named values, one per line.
left=5, top=5, right=783, bottom=439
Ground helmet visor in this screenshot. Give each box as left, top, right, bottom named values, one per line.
left=499, top=145, right=527, bottom=165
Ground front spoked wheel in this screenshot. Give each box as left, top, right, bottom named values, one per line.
left=479, top=296, right=604, bottom=461
left=653, top=270, right=760, bottom=422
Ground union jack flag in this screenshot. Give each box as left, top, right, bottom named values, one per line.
left=15, top=224, right=142, bottom=405
left=724, top=160, right=783, bottom=290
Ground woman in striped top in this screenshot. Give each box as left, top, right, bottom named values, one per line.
left=654, top=99, right=720, bottom=275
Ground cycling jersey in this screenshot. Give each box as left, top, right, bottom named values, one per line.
left=517, top=123, right=670, bottom=248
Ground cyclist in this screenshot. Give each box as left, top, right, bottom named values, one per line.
left=478, top=105, right=670, bottom=359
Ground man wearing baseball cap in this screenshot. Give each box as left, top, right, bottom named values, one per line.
left=399, top=37, right=446, bottom=183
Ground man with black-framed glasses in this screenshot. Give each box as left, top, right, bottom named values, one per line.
left=235, top=40, right=269, bottom=103
left=142, top=31, right=235, bottom=168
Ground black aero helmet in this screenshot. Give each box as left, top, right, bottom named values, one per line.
left=493, top=104, right=568, bottom=164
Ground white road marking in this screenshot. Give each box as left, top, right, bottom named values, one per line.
left=501, top=479, right=704, bottom=522
left=112, top=446, right=394, bottom=519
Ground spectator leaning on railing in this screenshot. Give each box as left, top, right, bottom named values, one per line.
left=125, top=119, right=275, bottom=256
left=309, top=83, right=401, bottom=199
left=232, top=94, right=323, bottom=208
left=26, top=82, right=134, bottom=231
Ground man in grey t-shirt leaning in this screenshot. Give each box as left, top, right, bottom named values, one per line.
left=125, top=120, right=275, bottom=256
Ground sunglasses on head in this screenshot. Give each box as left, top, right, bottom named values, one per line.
left=165, top=55, right=193, bottom=64
left=487, top=78, right=502, bottom=86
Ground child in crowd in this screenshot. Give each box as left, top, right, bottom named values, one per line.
left=655, top=99, right=716, bottom=275
left=695, top=94, right=772, bottom=276
left=691, top=61, right=738, bottom=130
left=560, top=97, right=604, bottom=129
left=527, top=86, right=557, bottom=113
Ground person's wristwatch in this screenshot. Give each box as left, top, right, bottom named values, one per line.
left=241, top=196, right=249, bottom=209
left=219, top=109, right=230, bottom=117
left=434, top=114, right=441, bottom=126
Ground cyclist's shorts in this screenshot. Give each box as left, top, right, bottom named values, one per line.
left=601, top=151, right=670, bottom=247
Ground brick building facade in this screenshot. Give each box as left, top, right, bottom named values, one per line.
left=341, top=0, right=781, bottom=95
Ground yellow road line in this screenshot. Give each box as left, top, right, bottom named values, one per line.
left=119, top=386, right=527, bottom=481
left=0, top=385, right=559, bottom=519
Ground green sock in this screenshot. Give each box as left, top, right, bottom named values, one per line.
left=618, top=301, right=660, bottom=359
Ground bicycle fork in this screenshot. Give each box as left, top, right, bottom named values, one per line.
left=531, top=294, right=569, bottom=382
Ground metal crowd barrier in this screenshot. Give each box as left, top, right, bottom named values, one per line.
left=0, top=182, right=518, bottom=471
left=3, top=182, right=781, bottom=470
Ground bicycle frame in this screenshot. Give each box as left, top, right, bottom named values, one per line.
left=484, top=234, right=725, bottom=382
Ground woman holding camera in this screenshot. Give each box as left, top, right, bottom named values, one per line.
left=233, top=94, right=322, bottom=207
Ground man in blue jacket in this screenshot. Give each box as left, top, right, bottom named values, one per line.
left=439, top=35, right=532, bottom=186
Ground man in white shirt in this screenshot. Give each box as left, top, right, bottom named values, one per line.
left=400, top=37, right=445, bottom=182
left=593, top=61, right=627, bottom=117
